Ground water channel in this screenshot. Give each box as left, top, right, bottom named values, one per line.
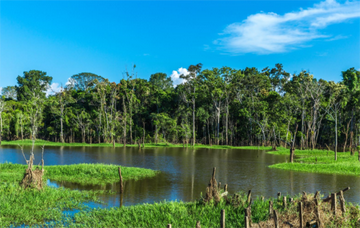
left=1, top=145, right=360, bottom=207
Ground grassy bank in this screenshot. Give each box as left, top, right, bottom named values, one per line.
left=0, top=163, right=159, bottom=185
left=1, top=139, right=272, bottom=150
left=268, top=147, right=360, bottom=176
left=70, top=192, right=360, bottom=227
left=0, top=182, right=107, bottom=227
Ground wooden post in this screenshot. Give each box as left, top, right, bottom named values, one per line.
left=289, top=198, right=293, bottom=203
left=331, top=193, right=337, bottom=215
left=245, top=205, right=252, bottom=226
left=118, top=167, right=124, bottom=194
left=274, top=210, right=279, bottom=228
left=269, top=201, right=273, bottom=217
left=218, top=182, right=221, bottom=190
left=283, top=196, right=287, bottom=208
left=167, top=224, right=171, bottom=228
left=245, top=216, right=249, bottom=228
left=277, top=192, right=281, bottom=200
left=261, top=196, right=264, bottom=201
left=315, top=198, right=322, bottom=228
left=196, top=221, right=201, bottom=228
left=224, top=184, right=228, bottom=192
left=314, top=191, right=320, bottom=200
left=220, top=209, right=225, bottom=228
left=247, top=190, right=252, bottom=204
left=339, top=190, right=346, bottom=213
left=299, top=202, right=303, bottom=228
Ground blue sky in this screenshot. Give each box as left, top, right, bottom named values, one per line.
left=1, top=0, right=359, bottom=93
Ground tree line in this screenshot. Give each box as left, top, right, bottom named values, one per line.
left=0, top=64, right=359, bottom=158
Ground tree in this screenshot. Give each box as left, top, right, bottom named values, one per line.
left=16, top=70, right=53, bottom=101
left=1, top=86, right=17, bottom=100
left=50, top=86, right=75, bottom=143
left=71, top=72, right=105, bottom=91
left=180, top=63, right=202, bottom=146
left=324, top=81, right=345, bottom=160
left=0, top=97, right=5, bottom=144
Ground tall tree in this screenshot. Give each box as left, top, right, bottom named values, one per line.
left=180, top=63, right=202, bottom=146
left=16, top=70, right=53, bottom=101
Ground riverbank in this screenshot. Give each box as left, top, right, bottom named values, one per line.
left=268, top=147, right=360, bottom=176
left=71, top=192, right=360, bottom=227
left=1, top=139, right=272, bottom=150
left=0, top=163, right=159, bottom=185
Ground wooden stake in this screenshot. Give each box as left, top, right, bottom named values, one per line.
left=245, top=205, right=252, bottom=226
left=299, top=202, right=303, bottom=228
left=224, top=184, right=228, bottom=192
left=283, top=196, right=287, bottom=208
left=196, top=221, right=201, bottom=228
left=167, top=224, right=171, bottom=228
left=277, top=192, right=281, bottom=200
left=314, top=191, right=320, bottom=200
left=269, top=201, right=273, bottom=217
left=339, top=190, right=346, bottom=213
left=323, top=187, right=350, bottom=202
left=261, top=196, right=264, bottom=201
left=315, top=198, right=322, bottom=228
left=118, top=167, right=124, bottom=194
left=247, top=190, right=252, bottom=204
left=331, top=193, right=337, bottom=215
left=245, top=216, right=249, bottom=228
left=220, top=209, right=225, bottom=228
left=274, top=210, right=279, bottom=228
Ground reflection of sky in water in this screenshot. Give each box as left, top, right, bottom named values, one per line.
left=2, top=145, right=360, bottom=209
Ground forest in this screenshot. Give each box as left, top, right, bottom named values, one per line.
left=0, top=64, right=359, bottom=155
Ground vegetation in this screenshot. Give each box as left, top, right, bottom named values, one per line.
left=269, top=147, right=360, bottom=176
left=0, top=182, right=109, bottom=227
left=1, top=139, right=272, bottom=150
left=0, top=162, right=159, bottom=185
left=71, top=193, right=360, bottom=228
left=0, top=66, right=359, bottom=162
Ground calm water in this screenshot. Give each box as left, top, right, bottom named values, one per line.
left=1, top=145, right=360, bottom=207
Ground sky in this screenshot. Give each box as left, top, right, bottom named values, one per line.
left=0, top=0, right=359, bottom=94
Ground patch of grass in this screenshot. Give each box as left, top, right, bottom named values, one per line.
left=0, top=182, right=108, bottom=227
left=71, top=194, right=273, bottom=227
left=268, top=147, right=360, bottom=176
left=0, top=163, right=159, bottom=185
left=1, top=139, right=272, bottom=150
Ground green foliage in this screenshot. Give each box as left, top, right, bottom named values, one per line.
left=0, top=162, right=159, bottom=185
left=16, top=70, right=52, bottom=101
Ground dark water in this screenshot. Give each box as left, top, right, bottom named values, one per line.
left=1, top=145, right=360, bottom=207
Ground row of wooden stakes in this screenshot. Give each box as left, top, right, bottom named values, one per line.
left=165, top=186, right=350, bottom=228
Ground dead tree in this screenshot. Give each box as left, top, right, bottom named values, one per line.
left=20, top=144, right=45, bottom=190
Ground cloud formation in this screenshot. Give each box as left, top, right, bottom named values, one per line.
left=170, top=67, right=189, bottom=86
left=216, top=0, right=360, bottom=54
left=46, top=83, right=62, bottom=96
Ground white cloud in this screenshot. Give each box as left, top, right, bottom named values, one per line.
left=170, top=67, right=189, bottom=86
left=46, top=83, right=62, bottom=97
left=216, top=0, right=360, bottom=54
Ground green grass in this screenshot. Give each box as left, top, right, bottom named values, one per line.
left=0, top=163, right=159, bottom=185
left=268, top=147, right=360, bottom=176
left=0, top=182, right=109, bottom=227
left=1, top=139, right=272, bottom=150
left=70, top=193, right=277, bottom=227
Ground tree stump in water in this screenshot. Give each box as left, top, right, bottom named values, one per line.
left=20, top=148, right=45, bottom=190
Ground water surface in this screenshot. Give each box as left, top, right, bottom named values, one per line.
left=1, top=145, right=359, bottom=207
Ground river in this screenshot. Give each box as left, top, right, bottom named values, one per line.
left=1, top=145, right=359, bottom=207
